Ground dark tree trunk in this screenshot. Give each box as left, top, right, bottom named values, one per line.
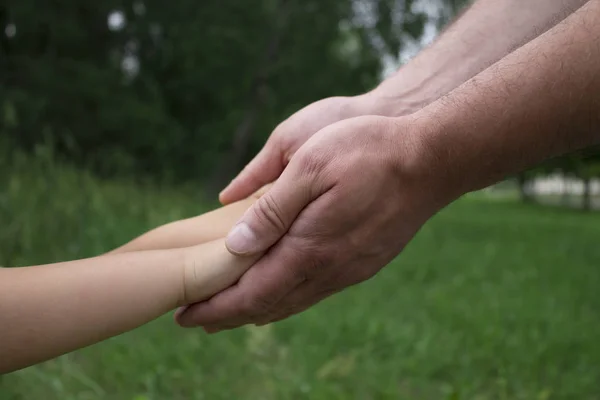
left=517, top=173, right=533, bottom=203
left=209, top=0, right=290, bottom=194
left=582, top=176, right=591, bottom=211
left=561, top=174, right=571, bottom=207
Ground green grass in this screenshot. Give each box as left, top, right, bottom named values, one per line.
left=2, top=150, right=600, bottom=399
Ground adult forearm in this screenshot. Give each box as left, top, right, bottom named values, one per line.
left=367, top=0, right=589, bottom=116
left=415, top=0, right=600, bottom=198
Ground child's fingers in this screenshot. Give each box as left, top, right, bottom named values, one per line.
left=181, top=240, right=263, bottom=305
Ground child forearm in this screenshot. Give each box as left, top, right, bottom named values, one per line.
left=0, top=249, right=183, bottom=373
left=0, top=190, right=265, bottom=374
left=108, top=190, right=263, bottom=254
left=0, top=241, right=260, bottom=374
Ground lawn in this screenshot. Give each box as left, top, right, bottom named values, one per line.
left=1, top=151, right=600, bottom=399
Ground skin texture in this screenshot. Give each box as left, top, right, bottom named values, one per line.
left=0, top=189, right=266, bottom=374
left=177, top=0, right=600, bottom=332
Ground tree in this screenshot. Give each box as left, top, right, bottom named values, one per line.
left=1, top=0, right=453, bottom=186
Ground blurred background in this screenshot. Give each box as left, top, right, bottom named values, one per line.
left=1, top=0, right=600, bottom=399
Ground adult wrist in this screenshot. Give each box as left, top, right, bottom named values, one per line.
left=407, top=99, right=506, bottom=205
left=357, top=80, right=435, bottom=119
left=392, top=110, right=475, bottom=209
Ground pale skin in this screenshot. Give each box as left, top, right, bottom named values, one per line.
left=0, top=187, right=267, bottom=374
left=177, top=0, right=600, bottom=332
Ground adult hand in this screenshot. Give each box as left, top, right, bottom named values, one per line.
left=175, top=115, right=457, bottom=331
left=218, top=92, right=414, bottom=206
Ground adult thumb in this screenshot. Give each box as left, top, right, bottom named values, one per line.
left=224, top=163, right=317, bottom=256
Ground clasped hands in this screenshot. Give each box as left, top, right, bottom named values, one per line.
left=2, top=98, right=454, bottom=374
left=177, top=96, right=457, bottom=333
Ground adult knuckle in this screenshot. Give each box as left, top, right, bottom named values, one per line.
left=254, top=194, right=287, bottom=232
left=271, top=121, right=294, bottom=148
left=272, top=119, right=288, bottom=136
left=297, top=148, right=329, bottom=179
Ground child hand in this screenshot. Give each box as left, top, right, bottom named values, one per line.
left=179, top=240, right=263, bottom=306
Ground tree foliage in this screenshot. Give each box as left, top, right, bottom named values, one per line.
left=1, top=0, right=446, bottom=186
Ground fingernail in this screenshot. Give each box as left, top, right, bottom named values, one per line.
left=175, top=310, right=194, bottom=328
left=226, top=222, right=257, bottom=255
left=173, top=306, right=187, bottom=320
